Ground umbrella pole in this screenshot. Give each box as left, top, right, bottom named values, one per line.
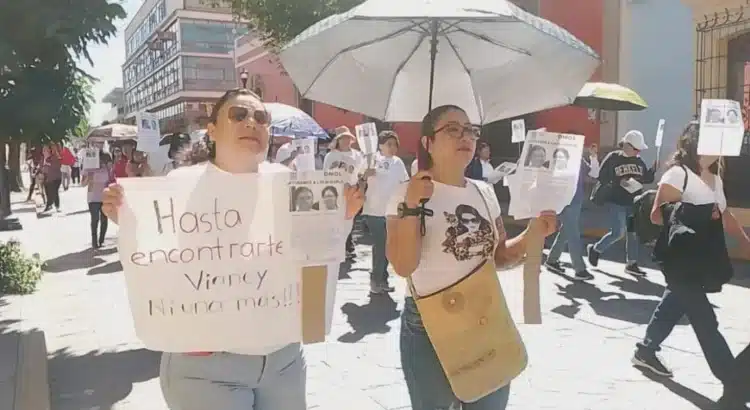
left=427, top=19, right=439, bottom=112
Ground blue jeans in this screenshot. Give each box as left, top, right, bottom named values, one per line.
left=363, top=215, right=389, bottom=286
left=637, top=287, right=734, bottom=382
left=547, top=194, right=585, bottom=272
left=400, top=298, right=511, bottom=410
left=593, top=203, right=638, bottom=263
left=159, top=343, right=306, bottom=410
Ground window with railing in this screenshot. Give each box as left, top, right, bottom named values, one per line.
left=182, top=56, right=235, bottom=91
left=124, top=58, right=181, bottom=115
left=126, top=0, right=167, bottom=57
left=180, top=19, right=246, bottom=54
left=124, top=22, right=179, bottom=90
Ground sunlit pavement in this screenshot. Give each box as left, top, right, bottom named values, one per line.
left=0, top=185, right=748, bottom=409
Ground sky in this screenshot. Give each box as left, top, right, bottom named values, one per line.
left=78, top=0, right=141, bottom=126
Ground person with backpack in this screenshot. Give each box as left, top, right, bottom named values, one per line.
left=631, top=123, right=750, bottom=410
left=587, top=130, right=656, bottom=276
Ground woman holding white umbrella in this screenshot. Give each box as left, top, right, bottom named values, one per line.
left=387, top=105, right=557, bottom=409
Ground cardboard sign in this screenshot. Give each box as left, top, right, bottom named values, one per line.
left=117, top=169, right=341, bottom=352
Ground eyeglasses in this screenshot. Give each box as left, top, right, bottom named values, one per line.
left=433, top=124, right=481, bottom=140
left=228, top=106, right=270, bottom=125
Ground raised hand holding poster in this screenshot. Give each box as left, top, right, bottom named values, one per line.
left=698, top=99, right=744, bottom=156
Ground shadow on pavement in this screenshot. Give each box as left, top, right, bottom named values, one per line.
left=550, top=280, right=666, bottom=325
left=338, top=260, right=352, bottom=280
left=49, top=348, right=161, bottom=410
left=638, top=369, right=717, bottom=410
left=64, top=209, right=89, bottom=217
left=595, top=270, right=666, bottom=298
left=337, top=294, right=400, bottom=343
left=87, top=261, right=123, bottom=275
left=43, top=248, right=116, bottom=273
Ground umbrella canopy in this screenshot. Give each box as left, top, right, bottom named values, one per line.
left=573, top=82, right=647, bottom=111
left=265, top=102, right=329, bottom=140
left=280, top=0, right=600, bottom=124
left=86, top=123, right=138, bottom=142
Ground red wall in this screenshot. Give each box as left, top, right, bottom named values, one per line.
left=239, top=55, right=298, bottom=106
left=536, top=0, right=603, bottom=146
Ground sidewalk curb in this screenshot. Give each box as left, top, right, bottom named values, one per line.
left=14, top=330, right=50, bottom=410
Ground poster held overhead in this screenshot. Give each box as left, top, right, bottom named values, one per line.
left=511, top=119, right=526, bottom=143
left=698, top=99, right=744, bottom=157
left=136, top=112, right=161, bottom=153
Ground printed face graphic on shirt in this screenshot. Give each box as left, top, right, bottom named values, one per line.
left=330, top=160, right=355, bottom=174
left=377, top=159, right=390, bottom=170
left=614, top=163, right=643, bottom=177
left=442, top=204, right=494, bottom=261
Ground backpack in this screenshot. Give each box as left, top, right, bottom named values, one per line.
left=630, top=165, right=688, bottom=246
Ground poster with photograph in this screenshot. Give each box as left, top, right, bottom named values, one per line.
left=486, top=162, right=518, bottom=185
left=698, top=99, right=744, bottom=156
left=507, top=131, right=585, bottom=219
left=511, top=119, right=526, bottom=143
left=82, top=148, right=100, bottom=170
left=291, top=138, right=316, bottom=171
left=355, top=122, right=378, bottom=156
left=136, top=112, right=161, bottom=153
left=288, top=170, right=348, bottom=264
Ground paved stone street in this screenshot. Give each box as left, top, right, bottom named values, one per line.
left=0, top=185, right=749, bottom=409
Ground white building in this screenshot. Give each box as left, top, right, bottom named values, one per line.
left=121, top=0, right=246, bottom=133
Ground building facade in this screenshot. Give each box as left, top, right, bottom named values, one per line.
left=122, top=0, right=245, bottom=133
left=101, top=87, right=126, bottom=124
left=679, top=0, right=750, bottom=210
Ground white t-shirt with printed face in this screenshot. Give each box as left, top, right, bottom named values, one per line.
left=363, top=153, right=409, bottom=217
left=386, top=179, right=501, bottom=296
left=323, top=150, right=364, bottom=184
left=659, top=165, right=727, bottom=212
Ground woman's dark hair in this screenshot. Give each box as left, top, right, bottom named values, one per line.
left=293, top=186, right=314, bottom=204
left=524, top=144, right=547, bottom=166
left=177, top=88, right=263, bottom=165
left=418, top=105, right=466, bottom=170
left=449, top=204, right=491, bottom=237
left=553, top=147, right=570, bottom=160
left=666, top=121, right=722, bottom=175
left=378, top=130, right=400, bottom=146
left=321, top=185, right=338, bottom=198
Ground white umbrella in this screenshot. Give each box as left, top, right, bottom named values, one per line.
left=280, top=0, right=600, bottom=124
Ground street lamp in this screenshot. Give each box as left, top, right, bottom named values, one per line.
left=240, top=70, right=249, bottom=89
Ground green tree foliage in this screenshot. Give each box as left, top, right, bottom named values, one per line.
left=0, top=239, right=42, bottom=295
left=216, top=0, right=364, bottom=48
left=0, top=0, right=125, bottom=143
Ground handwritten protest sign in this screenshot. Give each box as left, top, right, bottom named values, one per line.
left=118, top=167, right=324, bottom=352
left=698, top=99, right=744, bottom=156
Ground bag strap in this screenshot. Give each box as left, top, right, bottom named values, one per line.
left=407, top=179, right=496, bottom=300
left=680, top=165, right=688, bottom=192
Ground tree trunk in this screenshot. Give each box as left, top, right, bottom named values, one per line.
left=0, top=140, right=11, bottom=218
left=7, top=141, right=22, bottom=192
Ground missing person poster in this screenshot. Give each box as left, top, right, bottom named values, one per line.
left=698, top=99, right=744, bottom=156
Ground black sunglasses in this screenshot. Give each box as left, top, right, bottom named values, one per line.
left=228, top=106, right=269, bottom=125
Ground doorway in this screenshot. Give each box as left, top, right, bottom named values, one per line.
left=725, top=32, right=750, bottom=206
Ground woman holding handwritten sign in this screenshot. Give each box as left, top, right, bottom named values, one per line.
left=386, top=105, right=557, bottom=409
left=102, top=88, right=364, bottom=410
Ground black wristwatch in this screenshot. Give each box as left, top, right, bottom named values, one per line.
left=397, top=202, right=421, bottom=218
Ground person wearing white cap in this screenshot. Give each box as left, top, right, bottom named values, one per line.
left=587, top=130, right=656, bottom=276
left=324, top=126, right=366, bottom=257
